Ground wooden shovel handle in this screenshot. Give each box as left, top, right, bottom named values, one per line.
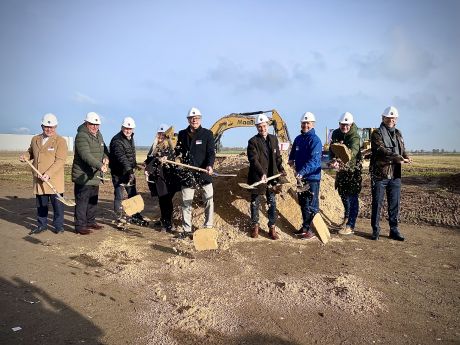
left=250, top=173, right=282, bottom=187
left=163, top=159, right=208, bottom=173
left=26, top=160, right=60, bottom=194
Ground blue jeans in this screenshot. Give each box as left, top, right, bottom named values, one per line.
left=371, top=178, right=401, bottom=236
left=36, top=194, right=64, bottom=229
left=298, top=181, right=320, bottom=230
left=250, top=189, right=276, bottom=227
left=340, top=194, right=359, bottom=229
left=112, top=176, right=138, bottom=217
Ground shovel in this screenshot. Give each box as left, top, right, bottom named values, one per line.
left=238, top=173, right=282, bottom=190
left=162, top=159, right=237, bottom=177
left=25, top=160, right=76, bottom=207
left=97, top=162, right=110, bottom=183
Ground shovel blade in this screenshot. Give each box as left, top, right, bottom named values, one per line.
left=57, top=196, right=76, bottom=207
left=238, top=182, right=255, bottom=190
left=193, top=228, right=218, bottom=251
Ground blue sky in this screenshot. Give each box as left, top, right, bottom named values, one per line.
left=1, top=0, right=459, bottom=151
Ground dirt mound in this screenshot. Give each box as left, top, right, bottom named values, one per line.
left=164, top=155, right=343, bottom=248
left=137, top=272, right=385, bottom=345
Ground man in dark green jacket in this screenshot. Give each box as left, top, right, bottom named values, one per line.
left=329, top=112, right=363, bottom=235
left=72, top=112, right=109, bottom=235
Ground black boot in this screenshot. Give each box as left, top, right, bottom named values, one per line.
left=389, top=231, right=405, bottom=241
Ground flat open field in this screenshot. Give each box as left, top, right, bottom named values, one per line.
left=0, top=152, right=459, bottom=345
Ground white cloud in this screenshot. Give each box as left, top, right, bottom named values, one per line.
left=73, top=92, right=97, bottom=104
left=393, top=92, right=440, bottom=111
left=353, top=28, right=436, bottom=82
left=207, top=58, right=312, bottom=93
left=13, top=127, right=31, bottom=134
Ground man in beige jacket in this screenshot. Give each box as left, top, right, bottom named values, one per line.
left=20, top=113, right=68, bottom=234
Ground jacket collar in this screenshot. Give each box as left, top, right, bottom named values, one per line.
left=300, top=128, right=316, bottom=137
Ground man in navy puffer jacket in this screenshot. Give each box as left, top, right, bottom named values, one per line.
left=288, top=111, right=322, bottom=240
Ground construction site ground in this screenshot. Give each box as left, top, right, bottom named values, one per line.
left=0, top=152, right=459, bottom=345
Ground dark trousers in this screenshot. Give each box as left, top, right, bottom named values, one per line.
left=250, top=189, right=276, bottom=227
left=36, top=194, right=64, bottom=229
left=112, top=176, right=138, bottom=217
left=298, top=181, right=320, bottom=230
left=159, top=192, right=175, bottom=226
left=74, top=184, right=99, bottom=231
left=371, top=178, right=401, bottom=236
left=340, top=193, right=359, bottom=229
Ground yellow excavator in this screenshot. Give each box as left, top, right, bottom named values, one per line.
left=210, top=109, right=292, bottom=151
left=165, top=109, right=292, bottom=152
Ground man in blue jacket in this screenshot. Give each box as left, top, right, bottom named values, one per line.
left=174, top=107, right=215, bottom=238
left=288, top=112, right=322, bottom=240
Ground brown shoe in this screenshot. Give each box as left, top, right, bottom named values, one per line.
left=250, top=224, right=259, bottom=238
left=269, top=225, right=279, bottom=240
left=76, top=227, right=92, bottom=235
left=87, top=223, right=103, bottom=230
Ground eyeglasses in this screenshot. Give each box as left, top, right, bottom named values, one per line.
left=339, top=123, right=351, bottom=126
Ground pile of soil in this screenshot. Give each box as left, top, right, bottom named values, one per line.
left=157, top=156, right=344, bottom=249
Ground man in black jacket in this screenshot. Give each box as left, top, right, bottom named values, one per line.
left=174, top=107, right=215, bottom=238
left=247, top=113, right=286, bottom=240
left=109, top=116, right=145, bottom=224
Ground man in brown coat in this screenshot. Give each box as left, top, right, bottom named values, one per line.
left=20, top=113, right=68, bottom=234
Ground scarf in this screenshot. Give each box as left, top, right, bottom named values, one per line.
left=379, top=123, right=400, bottom=155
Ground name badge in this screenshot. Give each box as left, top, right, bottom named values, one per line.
left=48, top=147, right=55, bottom=151
left=196, top=140, right=202, bottom=145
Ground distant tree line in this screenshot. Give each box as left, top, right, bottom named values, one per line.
left=410, top=149, right=457, bottom=154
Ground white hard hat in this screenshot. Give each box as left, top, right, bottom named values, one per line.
left=122, top=116, right=136, bottom=129
left=382, top=106, right=399, bottom=118
left=85, top=112, right=101, bottom=124
left=187, top=107, right=202, bottom=118
left=339, top=112, right=354, bottom=125
left=41, top=113, right=58, bottom=126
left=255, top=113, right=270, bottom=125
left=157, top=123, right=170, bottom=133
left=300, top=112, right=316, bottom=122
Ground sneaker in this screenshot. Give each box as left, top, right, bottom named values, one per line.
left=300, top=230, right=316, bottom=240
left=163, top=225, right=176, bottom=233
left=53, top=228, right=64, bottom=234
left=29, top=226, right=48, bottom=235
left=175, top=231, right=192, bottom=240
left=338, top=225, right=354, bottom=235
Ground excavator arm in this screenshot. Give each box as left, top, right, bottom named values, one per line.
left=210, top=109, right=292, bottom=151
